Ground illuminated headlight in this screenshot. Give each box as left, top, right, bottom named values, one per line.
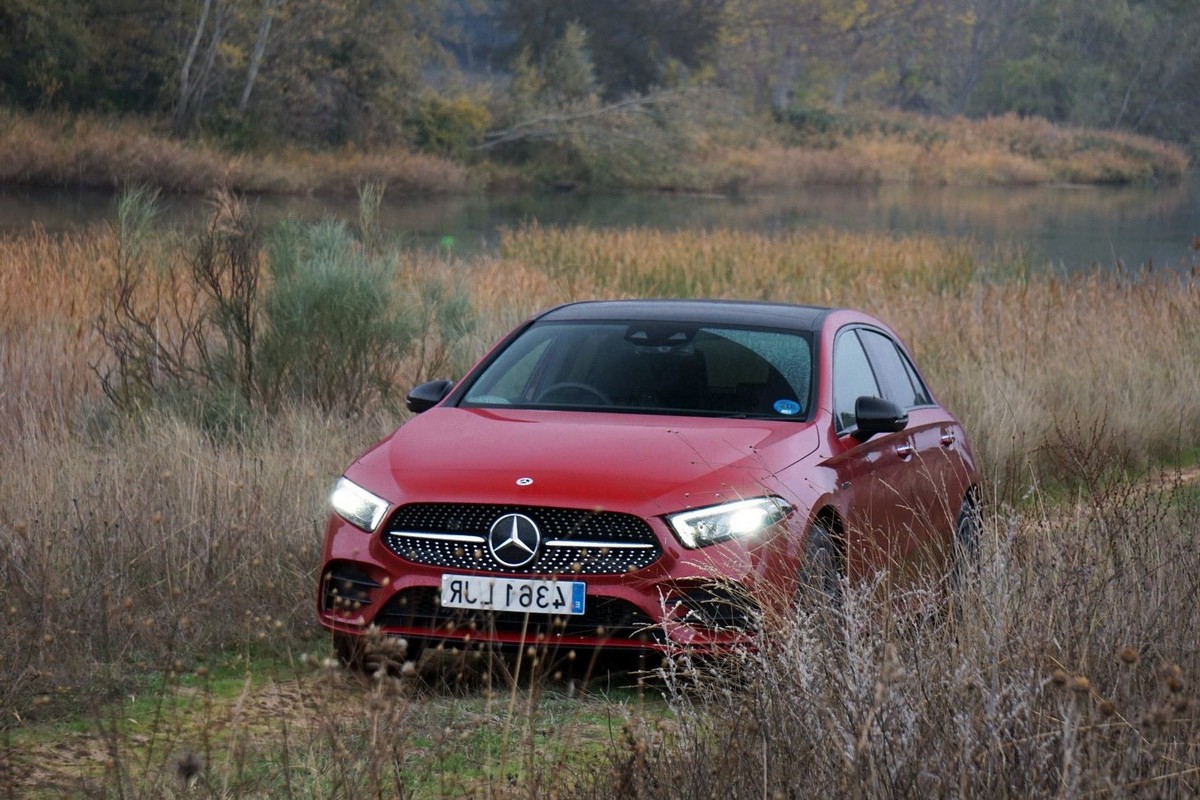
left=330, top=477, right=390, bottom=532
left=667, top=497, right=792, bottom=548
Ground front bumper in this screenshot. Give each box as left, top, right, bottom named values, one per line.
left=317, top=514, right=766, bottom=653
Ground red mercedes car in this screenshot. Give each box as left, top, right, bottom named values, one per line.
left=318, top=300, right=978, bottom=665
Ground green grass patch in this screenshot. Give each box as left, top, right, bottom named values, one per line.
left=5, top=649, right=672, bottom=797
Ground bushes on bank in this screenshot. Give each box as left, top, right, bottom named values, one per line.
left=95, top=187, right=474, bottom=429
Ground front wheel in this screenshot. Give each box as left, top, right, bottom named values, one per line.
left=333, top=633, right=425, bottom=674
left=797, top=521, right=845, bottom=608
left=951, top=494, right=981, bottom=588
left=333, top=632, right=366, bottom=670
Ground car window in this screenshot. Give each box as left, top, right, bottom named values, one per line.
left=899, top=351, right=932, bottom=406
left=858, top=329, right=930, bottom=410
left=696, top=328, right=810, bottom=409
left=486, top=336, right=552, bottom=400
left=833, top=330, right=880, bottom=431
left=460, top=321, right=813, bottom=419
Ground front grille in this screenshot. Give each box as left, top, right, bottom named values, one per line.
left=375, top=587, right=658, bottom=640
left=382, top=503, right=662, bottom=575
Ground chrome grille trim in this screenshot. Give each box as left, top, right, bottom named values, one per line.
left=392, top=531, right=487, bottom=544
left=543, top=541, right=656, bottom=549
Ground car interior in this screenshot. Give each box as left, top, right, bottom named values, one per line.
left=514, top=323, right=812, bottom=417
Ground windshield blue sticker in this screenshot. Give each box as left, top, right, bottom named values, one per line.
left=773, top=399, right=801, bottom=416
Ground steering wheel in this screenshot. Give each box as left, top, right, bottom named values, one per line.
left=536, top=382, right=613, bottom=406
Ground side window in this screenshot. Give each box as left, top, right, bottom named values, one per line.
left=859, top=329, right=927, bottom=410
left=833, top=330, right=880, bottom=431
left=900, top=352, right=932, bottom=407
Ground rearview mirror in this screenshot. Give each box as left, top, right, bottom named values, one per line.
left=852, top=396, right=908, bottom=442
left=406, top=379, right=453, bottom=413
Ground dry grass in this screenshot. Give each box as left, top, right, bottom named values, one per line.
left=0, top=111, right=468, bottom=195
left=965, top=113, right=1191, bottom=184
left=231, top=148, right=471, bottom=196
left=713, top=111, right=1189, bottom=192
left=915, top=273, right=1200, bottom=494
left=495, top=225, right=983, bottom=300
left=2, top=220, right=1198, bottom=795
left=0, top=408, right=384, bottom=711
left=0, top=108, right=1186, bottom=197
left=608, top=479, right=1200, bottom=798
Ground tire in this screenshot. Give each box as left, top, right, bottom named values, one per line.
left=334, top=633, right=425, bottom=673
left=333, top=633, right=367, bottom=670
left=797, top=521, right=845, bottom=608
left=951, top=494, right=981, bottom=588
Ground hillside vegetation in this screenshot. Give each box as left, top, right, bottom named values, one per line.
left=1, top=0, right=1195, bottom=193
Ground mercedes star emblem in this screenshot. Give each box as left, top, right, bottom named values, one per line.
left=488, top=513, right=541, bottom=568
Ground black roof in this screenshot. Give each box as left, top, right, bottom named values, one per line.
left=537, top=299, right=833, bottom=331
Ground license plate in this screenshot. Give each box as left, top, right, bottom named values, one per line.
left=440, top=575, right=586, bottom=616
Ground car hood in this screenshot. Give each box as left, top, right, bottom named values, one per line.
left=349, top=407, right=819, bottom=515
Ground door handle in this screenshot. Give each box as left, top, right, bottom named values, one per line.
left=896, top=443, right=915, bottom=459
left=940, top=433, right=957, bottom=447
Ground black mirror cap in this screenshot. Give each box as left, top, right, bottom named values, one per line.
left=406, top=379, right=454, bottom=413
left=852, top=396, right=908, bottom=442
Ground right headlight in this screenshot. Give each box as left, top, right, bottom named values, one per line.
left=330, top=477, right=390, bottom=532
left=667, top=496, right=792, bottom=548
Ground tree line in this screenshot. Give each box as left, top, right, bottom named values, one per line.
left=1, top=0, right=1197, bottom=151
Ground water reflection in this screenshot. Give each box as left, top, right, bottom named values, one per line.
left=1, top=182, right=1195, bottom=271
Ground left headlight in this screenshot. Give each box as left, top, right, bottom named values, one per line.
left=330, top=477, right=390, bottom=532
left=667, top=496, right=792, bottom=549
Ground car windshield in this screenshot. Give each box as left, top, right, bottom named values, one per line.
left=459, top=320, right=814, bottom=419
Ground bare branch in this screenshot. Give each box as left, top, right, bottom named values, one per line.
left=477, top=91, right=676, bottom=151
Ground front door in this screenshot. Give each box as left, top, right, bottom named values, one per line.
left=826, top=327, right=923, bottom=590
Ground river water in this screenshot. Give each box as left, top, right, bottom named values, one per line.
left=2, top=182, right=1196, bottom=272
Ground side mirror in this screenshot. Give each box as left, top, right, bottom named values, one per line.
left=852, top=396, right=908, bottom=442
left=406, top=379, right=453, bottom=413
